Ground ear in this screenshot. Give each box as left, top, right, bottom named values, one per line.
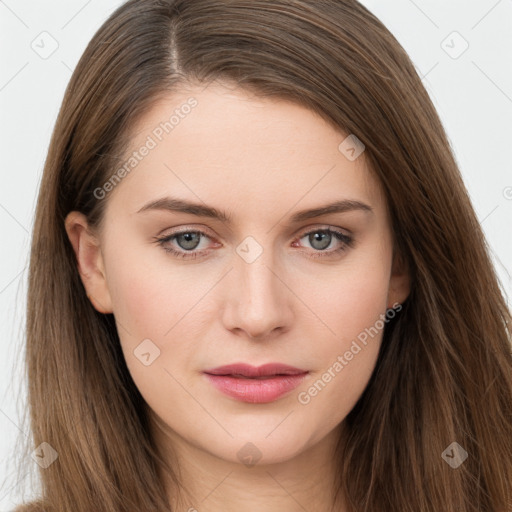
left=64, top=211, right=113, bottom=314
left=387, top=248, right=411, bottom=309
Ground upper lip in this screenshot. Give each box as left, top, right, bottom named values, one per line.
left=203, top=363, right=308, bottom=377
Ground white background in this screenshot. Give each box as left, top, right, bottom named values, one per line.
left=1, top=0, right=511, bottom=508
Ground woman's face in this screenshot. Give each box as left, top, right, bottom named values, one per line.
left=66, top=81, right=409, bottom=467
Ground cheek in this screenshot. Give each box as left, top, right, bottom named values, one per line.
left=103, top=241, right=225, bottom=396
left=296, top=335, right=381, bottom=446
left=104, top=236, right=210, bottom=338
left=308, top=238, right=392, bottom=348
left=295, top=241, right=391, bottom=423
left=106, top=265, right=171, bottom=340
left=104, top=260, right=204, bottom=411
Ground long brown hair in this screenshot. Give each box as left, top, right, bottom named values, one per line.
left=13, top=0, right=512, bottom=510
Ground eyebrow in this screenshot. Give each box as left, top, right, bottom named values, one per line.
left=136, top=196, right=373, bottom=223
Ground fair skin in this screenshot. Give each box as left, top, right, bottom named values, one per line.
left=65, top=81, right=410, bottom=512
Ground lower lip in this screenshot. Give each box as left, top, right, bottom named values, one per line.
left=203, top=373, right=308, bottom=403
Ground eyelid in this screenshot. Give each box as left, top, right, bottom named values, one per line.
left=294, top=223, right=352, bottom=237
left=157, top=224, right=217, bottom=238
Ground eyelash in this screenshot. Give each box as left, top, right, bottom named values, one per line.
left=153, top=227, right=354, bottom=260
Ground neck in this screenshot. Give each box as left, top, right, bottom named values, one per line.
left=150, top=415, right=347, bottom=512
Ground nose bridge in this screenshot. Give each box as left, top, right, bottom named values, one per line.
left=237, top=240, right=284, bottom=310
left=222, top=235, right=292, bottom=338
left=241, top=251, right=279, bottom=301
left=235, top=233, right=278, bottom=286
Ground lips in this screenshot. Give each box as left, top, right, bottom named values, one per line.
left=203, top=363, right=309, bottom=403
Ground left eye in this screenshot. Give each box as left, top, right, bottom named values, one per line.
left=293, top=228, right=354, bottom=257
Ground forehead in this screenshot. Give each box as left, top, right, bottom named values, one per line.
left=103, top=82, right=385, bottom=223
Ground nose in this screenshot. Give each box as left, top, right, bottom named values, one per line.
left=221, top=248, right=294, bottom=340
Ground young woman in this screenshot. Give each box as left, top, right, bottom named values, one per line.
left=13, top=0, right=512, bottom=511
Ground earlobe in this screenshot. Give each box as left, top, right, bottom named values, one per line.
left=387, top=248, right=411, bottom=309
left=64, top=211, right=113, bottom=314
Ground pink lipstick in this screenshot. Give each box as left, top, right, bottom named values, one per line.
left=203, top=363, right=308, bottom=403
